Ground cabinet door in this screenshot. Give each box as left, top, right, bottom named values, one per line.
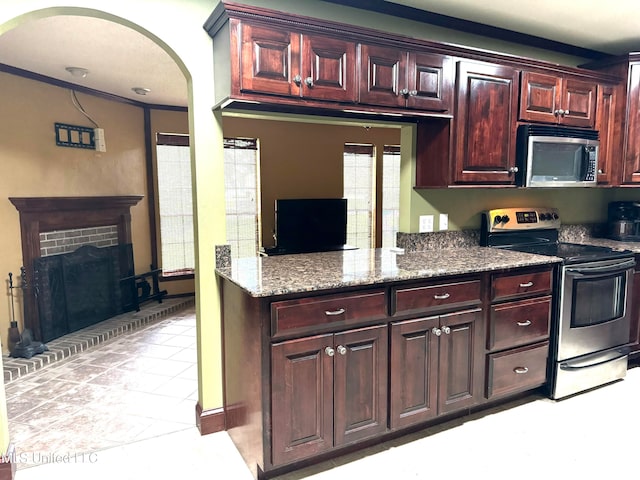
left=359, top=44, right=407, bottom=107
left=333, top=325, right=388, bottom=446
left=624, top=63, right=640, bottom=183
left=240, top=24, right=301, bottom=97
left=595, top=84, right=619, bottom=184
left=406, top=52, right=453, bottom=112
left=561, top=78, right=597, bottom=127
left=389, top=316, right=440, bottom=429
left=453, top=61, right=519, bottom=184
left=271, top=334, right=333, bottom=466
left=301, top=34, right=356, bottom=102
left=437, top=308, right=483, bottom=415
left=519, top=71, right=561, bottom=123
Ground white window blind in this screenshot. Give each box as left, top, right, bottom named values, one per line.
left=382, top=145, right=401, bottom=248
left=156, top=135, right=194, bottom=275
left=343, top=144, right=375, bottom=249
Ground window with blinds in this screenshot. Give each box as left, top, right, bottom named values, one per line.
left=382, top=145, right=401, bottom=248
left=343, top=143, right=375, bottom=249
left=155, top=134, right=260, bottom=276
left=224, top=138, right=260, bottom=259
left=156, top=134, right=194, bottom=276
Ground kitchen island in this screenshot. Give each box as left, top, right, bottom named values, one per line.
left=216, top=247, right=561, bottom=479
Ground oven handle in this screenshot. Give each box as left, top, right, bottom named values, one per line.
left=565, top=259, right=636, bottom=277
left=559, top=347, right=629, bottom=371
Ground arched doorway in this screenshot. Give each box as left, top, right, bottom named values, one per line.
left=0, top=4, right=226, bottom=474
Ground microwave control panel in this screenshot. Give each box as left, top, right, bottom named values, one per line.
left=484, top=207, right=561, bottom=232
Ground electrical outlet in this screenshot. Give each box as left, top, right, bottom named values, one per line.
left=419, top=215, right=434, bottom=233
left=439, top=213, right=448, bottom=231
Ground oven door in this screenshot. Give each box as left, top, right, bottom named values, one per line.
left=557, top=257, right=635, bottom=361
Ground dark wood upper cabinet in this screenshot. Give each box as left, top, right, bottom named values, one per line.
left=359, top=44, right=407, bottom=107
left=595, top=84, right=619, bottom=184
left=359, top=45, right=453, bottom=111
left=623, top=62, right=640, bottom=183
left=519, top=71, right=597, bottom=127
left=453, top=61, right=519, bottom=184
left=301, top=34, right=357, bottom=102
left=239, top=23, right=301, bottom=97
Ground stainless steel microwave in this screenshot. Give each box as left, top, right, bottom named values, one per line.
left=515, top=125, right=599, bottom=187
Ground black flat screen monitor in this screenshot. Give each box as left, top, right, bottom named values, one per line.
left=275, top=198, right=347, bottom=253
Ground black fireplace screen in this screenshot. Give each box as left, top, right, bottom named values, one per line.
left=33, top=244, right=136, bottom=342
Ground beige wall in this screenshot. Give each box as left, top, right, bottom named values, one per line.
left=0, top=71, right=152, bottom=342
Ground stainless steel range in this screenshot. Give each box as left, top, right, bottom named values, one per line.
left=481, top=207, right=635, bottom=399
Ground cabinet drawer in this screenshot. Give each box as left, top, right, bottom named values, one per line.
left=492, top=269, right=552, bottom=302
left=392, top=280, right=481, bottom=316
left=488, top=296, right=551, bottom=351
left=271, top=289, right=387, bottom=337
left=486, top=342, right=549, bottom=399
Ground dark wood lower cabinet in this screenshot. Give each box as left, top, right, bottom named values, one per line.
left=390, top=308, right=484, bottom=430
left=220, top=267, right=554, bottom=479
left=271, top=325, right=387, bottom=466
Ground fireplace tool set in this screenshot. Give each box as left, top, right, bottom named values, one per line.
left=7, top=269, right=48, bottom=359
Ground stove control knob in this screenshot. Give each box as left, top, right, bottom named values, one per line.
left=493, top=215, right=502, bottom=225
left=553, top=213, right=559, bottom=220
left=502, top=215, right=510, bottom=224
left=539, top=213, right=548, bottom=221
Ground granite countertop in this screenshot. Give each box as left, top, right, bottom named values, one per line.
left=215, top=247, right=561, bottom=297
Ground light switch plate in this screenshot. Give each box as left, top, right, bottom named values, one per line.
left=439, top=213, right=448, bottom=231
left=419, top=215, right=434, bottom=233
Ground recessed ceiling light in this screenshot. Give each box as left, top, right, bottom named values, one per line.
left=65, top=66, right=89, bottom=78
left=132, top=87, right=151, bottom=95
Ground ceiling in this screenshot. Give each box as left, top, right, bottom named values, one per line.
left=0, top=1, right=639, bottom=108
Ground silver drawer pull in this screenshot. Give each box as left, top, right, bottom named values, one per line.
left=433, top=293, right=450, bottom=300
left=325, top=308, right=346, bottom=316
left=517, top=320, right=532, bottom=327
left=519, top=281, right=534, bottom=288
left=514, top=367, right=529, bottom=374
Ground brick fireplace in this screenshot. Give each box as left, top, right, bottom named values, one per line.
left=9, top=196, right=143, bottom=341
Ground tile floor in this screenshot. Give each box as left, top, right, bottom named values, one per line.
left=5, top=307, right=640, bottom=479
left=4, top=304, right=198, bottom=471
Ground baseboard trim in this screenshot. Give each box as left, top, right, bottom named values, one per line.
left=195, top=402, right=225, bottom=435
left=0, top=443, right=16, bottom=480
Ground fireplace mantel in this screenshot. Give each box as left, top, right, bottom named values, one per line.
left=10, top=195, right=143, bottom=340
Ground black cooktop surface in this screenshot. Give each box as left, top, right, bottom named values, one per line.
left=504, top=242, right=633, bottom=264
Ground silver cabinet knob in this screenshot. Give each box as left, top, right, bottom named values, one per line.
left=517, top=320, right=532, bottom=327
left=441, top=325, right=451, bottom=335
left=293, top=74, right=302, bottom=86
left=336, top=345, right=347, bottom=355
left=432, top=327, right=442, bottom=336
left=325, top=346, right=335, bottom=357
left=409, top=90, right=418, bottom=96
left=519, top=281, right=533, bottom=288
left=598, top=169, right=604, bottom=174
left=399, top=88, right=409, bottom=96
left=564, top=110, right=569, bottom=116
left=304, top=77, right=314, bottom=88
left=508, top=166, right=519, bottom=173
left=514, top=367, right=529, bottom=374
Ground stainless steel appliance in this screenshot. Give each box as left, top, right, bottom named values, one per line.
left=515, top=125, right=599, bottom=187
left=481, top=207, right=634, bottom=399
left=608, top=201, right=640, bottom=241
